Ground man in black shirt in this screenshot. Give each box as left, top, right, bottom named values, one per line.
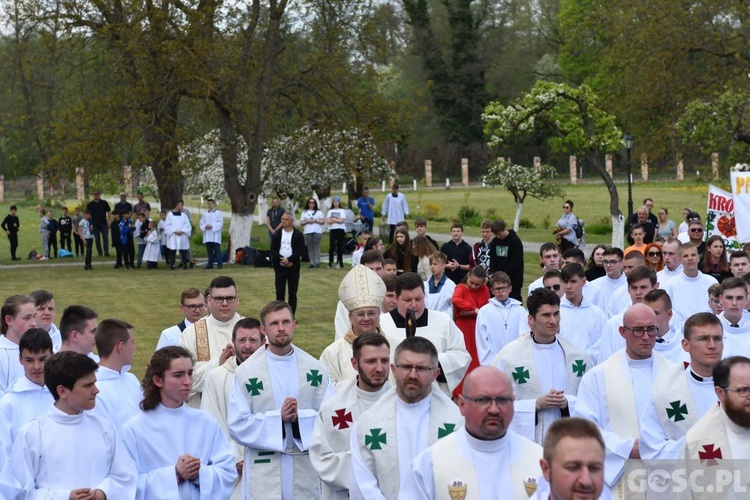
left=1, top=205, right=21, bottom=260
left=86, top=190, right=112, bottom=256
left=488, top=219, right=525, bottom=302
left=113, top=192, right=133, bottom=214
left=440, top=223, right=474, bottom=284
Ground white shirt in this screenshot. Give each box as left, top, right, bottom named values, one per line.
left=559, top=296, right=608, bottom=351
left=91, top=365, right=143, bottom=427
left=157, top=318, right=193, bottom=351
left=279, top=229, right=293, bottom=259
left=0, top=376, right=53, bottom=456
left=200, top=209, right=224, bottom=244
left=588, top=274, right=627, bottom=312
left=662, top=272, right=718, bottom=321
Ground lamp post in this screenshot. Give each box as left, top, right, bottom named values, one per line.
left=624, top=133, right=634, bottom=220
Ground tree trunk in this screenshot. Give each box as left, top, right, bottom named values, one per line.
left=513, top=202, right=524, bottom=233
left=145, top=94, right=184, bottom=211
left=611, top=214, right=625, bottom=249
left=229, top=212, right=254, bottom=262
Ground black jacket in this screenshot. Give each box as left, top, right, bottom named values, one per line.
left=271, top=228, right=305, bottom=270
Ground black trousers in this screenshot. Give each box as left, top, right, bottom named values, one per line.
left=8, top=232, right=18, bottom=259
left=73, top=234, right=84, bottom=256
left=274, top=266, right=300, bottom=314
left=84, top=238, right=93, bottom=268
left=60, top=231, right=72, bottom=251
left=329, top=229, right=345, bottom=266
left=92, top=222, right=109, bottom=256
left=48, top=233, right=58, bottom=258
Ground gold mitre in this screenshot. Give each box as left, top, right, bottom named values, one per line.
left=338, top=265, right=386, bottom=311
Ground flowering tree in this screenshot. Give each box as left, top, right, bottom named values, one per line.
left=483, top=161, right=564, bottom=232
left=483, top=81, right=625, bottom=247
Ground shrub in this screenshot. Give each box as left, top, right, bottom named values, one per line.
left=423, top=203, right=441, bottom=218
left=519, top=218, right=536, bottom=229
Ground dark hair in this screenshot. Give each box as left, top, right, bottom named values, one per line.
left=683, top=312, right=722, bottom=340
left=565, top=200, right=574, bottom=209
left=384, top=227, right=413, bottom=271
left=527, top=288, right=560, bottom=318
left=462, top=265, right=487, bottom=284
left=720, top=277, right=748, bottom=295
left=1, top=295, right=34, bottom=335
left=730, top=251, right=750, bottom=263
left=411, top=235, right=437, bottom=260
left=383, top=258, right=396, bottom=267
left=586, top=244, right=608, bottom=270
left=394, top=336, right=437, bottom=366
left=141, top=346, right=194, bottom=411
left=352, top=333, right=390, bottom=360
left=10, top=205, right=17, bottom=211
left=561, top=248, right=585, bottom=264
left=643, top=289, right=672, bottom=311
left=180, top=288, right=203, bottom=304
left=543, top=417, right=604, bottom=463
left=539, top=242, right=559, bottom=257
left=364, top=237, right=382, bottom=252
left=45, top=351, right=98, bottom=401
left=59, top=305, right=98, bottom=342
left=209, top=276, right=237, bottom=294
left=360, top=249, right=385, bottom=267
left=233, top=317, right=262, bottom=341
left=260, top=300, right=294, bottom=325
left=19, top=328, right=53, bottom=355
left=627, top=266, right=657, bottom=286
left=602, top=247, right=624, bottom=260
left=630, top=223, right=643, bottom=233
left=29, top=290, right=54, bottom=308
left=381, top=273, right=398, bottom=292
left=702, top=235, right=730, bottom=274
left=395, top=272, right=425, bottom=296
left=713, top=356, right=750, bottom=389
left=560, top=263, right=585, bottom=281
left=490, top=219, right=507, bottom=234
left=414, top=217, right=427, bottom=227
left=623, top=251, right=645, bottom=264
left=543, top=269, right=562, bottom=282
left=95, top=318, right=133, bottom=358
left=489, top=271, right=511, bottom=287
left=450, top=222, right=464, bottom=231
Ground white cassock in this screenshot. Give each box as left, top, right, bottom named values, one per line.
left=179, top=313, right=242, bottom=406
left=48, top=323, right=62, bottom=352
left=9, top=406, right=137, bottom=499
left=652, top=320, right=690, bottom=366
left=411, top=427, right=543, bottom=500
left=592, top=312, right=686, bottom=366
left=588, top=273, right=627, bottom=311
left=0, top=376, right=53, bottom=456
left=656, top=265, right=682, bottom=286
left=166, top=210, right=192, bottom=250
left=606, top=285, right=632, bottom=317
left=0, top=336, right=22, bottom=394
left=310, top=380, right=391, bottom=500
left=320, top=334, right=359, bottom=386
left=424, top=277, right=456, bottom=319
left=144, top=230, right=161, bottom=262
left=200, top=209, right=223, bottom=244
left=719, top=312, right=750, bottom=359
left=201, top=356, right=244, bottom=499
left=379, top=309, right=471, bottom=395
left=121, top=403, right=237, bottom=499
left=228, top=346, right=334, bottom=500
left=334, top=301, right=349, bottom=341
left=157, top=318, right=193, bottom=351
left=493, top=333, right=590, bottom=444
left=573, top=350, right=683, bottom=493
left=662, top=272, right=717, bottom=321
left=349, top=387, right=463, bottom=500
left=558, top=296, right=608, bottom=351
left=475, top=297, right=527, bottom=366
left=381, top=192, right=409, bottom=226
left=90, top=365, right=142, bottom=427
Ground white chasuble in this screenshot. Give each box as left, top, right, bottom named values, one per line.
left=228, top=346, right=333, bottom=500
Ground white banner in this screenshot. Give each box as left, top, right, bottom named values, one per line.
left=707, top=184, right=741, bottom=254
left=729, top=173, right=750, bottom=244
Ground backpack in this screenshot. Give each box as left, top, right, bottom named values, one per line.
left=574, top=218, right=585, bottom=239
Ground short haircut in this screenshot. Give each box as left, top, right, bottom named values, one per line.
left=683, top=312, right=722, bottom=340
left=543, top=270, right=562, bottom=282
left=392, top=183, right=399, bottom=189
left=490, top=219, right=506, bottom=234
left=630, top=223, right=643, bottom=233
left=10, top=205, right=17, bottom=211
left=662, top=237, right=682, bottom=250
left=383, top=258, right=397, bottom=267
left=623, top=251, right=644, bottom=264
left=543, top=417, right=604, bottom=463
left=489, top=271, right=511, bottom=287
left=680, top=242, right=698, bottom=255
left=395, top=272, right=425, bottom=295
left=720, top=277, right=748, bottom=295
left=713, top=356, right=750, bottom=389
left=450, top=222, right=463, bottom=231
left=233, top=317, right=262, bottom=341
left=602, top=247, right=624, bottom=260
left=643, top=289, right=672, bottom=310
left=44, top=351, right=98, bottom=402
left=480, top=219, right=491, bottom=230
left=394, top=336, right=438, bottom=366
left=561, top=248, right=585, bottom=264
left=627, top=266, right=657, bottom=286
left=414, top=217, right=427, bottom=227
left=560, top=263, right=585, bottom=281
left=95, top=318, right=133, bottom=358
left=141, top=346, right=193, bottom=411
left=708, top=283, right=722, bottom=298
left=361, top=249, right=385, bottom=267
left=180, top=288, right=203, bottom=304
left=29, top=290, right=54, bottom=308
left=729, top=251, right=749, bottom=263
left=643, top=198, right=653, bottom=204
left=207, top=198, right=215, bottom=203
left=527, top=288, right=560, bottom=317
left=352, top=332, right=390, bottom=360
left=539, top=242, right=558, bottom=257
left=1, top=295, right=34, bottom=335
left=260, top=300, right=294, bottom=325
left=209, top=276, right=236, bottom=293
left=59, top=305, right=98, bottom=342
left=19, top=328, right=53, bottom=355
left=429, top=252, right=448, bottom=264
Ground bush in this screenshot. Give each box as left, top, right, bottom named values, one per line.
left=541, top=214, right=551, bottom=230
left=586, top=222, right=612, bottom=235
left=484, top=208, right=497, bottom=220
left=422, top=203, right=441, bottom=218
left=519, top=218, right=536, bottom=229
left=457, top=204, right=481, bottom=226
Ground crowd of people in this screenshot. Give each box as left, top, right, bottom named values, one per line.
left=1, top=191, right=750, bottom=499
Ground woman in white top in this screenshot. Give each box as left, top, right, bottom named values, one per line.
left=300, top=198, right=324, bottom=268
left=554, top=199, right=579, bottom=251
left=326, top=196, right=347, bottom=269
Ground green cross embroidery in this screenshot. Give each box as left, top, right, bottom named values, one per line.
left=245, top=377, right=263, bottom=396
left=307, top=369, right=323, bottom=387
left=666, top=400, right=688, bottom=422
left=572, top=359, right=587, bottom=377
left=438, top=423, right=456, bottom=438
left=512, top=366, right=530, bottom=384
left=365, top=428, right=387, bottom=450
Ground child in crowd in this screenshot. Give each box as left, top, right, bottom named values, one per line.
left=38, top=209, right=50, bottom=259
left=135, top=212, right=148, bottom=268
left=119, top=210, right=135, bottom=269
left=158, top=210, right=169, bottom=266
left=144, top=218, right=161, bottom=270
left=424, top=251, right=455, bottom=318
left=46, top=210, right=58, bottom=259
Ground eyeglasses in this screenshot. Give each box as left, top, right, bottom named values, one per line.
left=691, top=335, right=724, bottom=344
left=352, top=311, right=378, bottom=320
left=395, top=364, right=435, bottom=374
left=603, top=260, right=621, bottom=266
left=211, top=296, right=237, bottom=304
left=562, top=205, right=571, bottom=209
left=623, top=325, right=659, bottom=337
left=723, top=387, right=750, bottom=398
left=545, top=284, right=561, bottom=291
left=492, top=285, right=511, bottom=293
left=181, top=303, right=205, bottom=311
left=647, top=252, right=661, bottom=257
left=462, top=395, right=514, bottom=407
left=690, top=228, right=704, bottom=232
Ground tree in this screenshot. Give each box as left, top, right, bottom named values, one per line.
left=483, top=80, right=625, bottom=247
left=482, top=160, right=564, bottom=232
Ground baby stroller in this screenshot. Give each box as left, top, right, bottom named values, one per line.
left=344, top=208, right=365, bottom=254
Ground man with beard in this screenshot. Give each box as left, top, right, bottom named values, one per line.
left=410, top=366, right=543, bottom=499
left=202, top=318, right=264, bottom=500
left=321, top=265, right=390, bottom=385
left=228, top=301, right=333, bottom=499
left=180, top=276, right=242, bottom=407
left=29, top=289, right=61, bottom=352
left=349, top=336, right=463, bottom=499
left=311, top=333, right=392, bottom=499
